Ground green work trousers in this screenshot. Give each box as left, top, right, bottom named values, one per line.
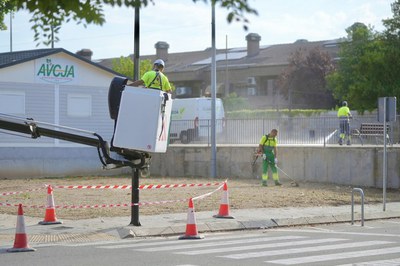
left=262, top=149, right=279, bottom=182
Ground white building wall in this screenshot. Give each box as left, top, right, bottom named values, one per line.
left=0, top=53, right=114, bottom=86
left=0, top=51, right=123, bottom=177
left=0, top=62, right=34, bottom=82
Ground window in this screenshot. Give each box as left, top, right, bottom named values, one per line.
left=0, top=92, right=25, bottom=114
left=67, top=94, right=92, bottom=117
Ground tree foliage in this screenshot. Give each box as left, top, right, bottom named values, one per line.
left=381, top=0, right=400, bottom=107
left=327, top=23, right=381, bottom=111
left=0, top=0, right=257, bottom=46
left=276, top=47, right=336, bottom=109
left=0, top=0, right=14, bottom=30
left=327, top=4, right=400, bottom=113
left=112, top=57, right=152, bottom=79
left=222, top=92, right=249, bottom=111
left=382, top=0, right=400, bottom=39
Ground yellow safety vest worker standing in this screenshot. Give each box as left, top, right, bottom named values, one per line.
left=257, top=129, right=281, bottom=187
left=337, top=101, right=352, bottom=145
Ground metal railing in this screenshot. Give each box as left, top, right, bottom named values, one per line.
left=170, top=115, right=400, bottom=146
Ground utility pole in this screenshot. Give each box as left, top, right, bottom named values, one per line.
left=9, top=12, right=13, bottom=52
left=225, top=35, right=228, bottom=97
left=51, top=25, right=54, bottom=48
left=210, top=2, right=217, bottom=178
left=133, top=7, right=140, bottom=81
left=130, top=6, right=141, bottom=226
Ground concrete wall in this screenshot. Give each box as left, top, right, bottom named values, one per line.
left=0, top=147, right=126, bottom=179
left=151, top=145, right=400, bottom=189
left=1, top=145, right=399, bottom=189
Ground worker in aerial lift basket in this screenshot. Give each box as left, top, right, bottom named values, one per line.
left=127, top=59, right=172, bottom=93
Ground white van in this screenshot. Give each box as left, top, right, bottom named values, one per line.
left=169, top=98, right=225, bottom=143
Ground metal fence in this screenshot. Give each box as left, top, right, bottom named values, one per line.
left=170, top=115, right=400, bottom=146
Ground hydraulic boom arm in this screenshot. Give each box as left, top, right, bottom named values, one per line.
left=0, top=113, right=149, bottom=169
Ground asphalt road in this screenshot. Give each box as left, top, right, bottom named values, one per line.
left=2, top=218, right=400, bottom=266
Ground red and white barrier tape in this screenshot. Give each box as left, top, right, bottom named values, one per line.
left=134, top=199, right=188, bottom=206
left=55, top=204, right=131, bottom=209
left=53, top=182, right=223, bottom=190
left=0, top=180, right=228, bottom=208
left=0, top=202, right=130, bottom=208
left=139, top=182, right=223, bottom=190
left=0, top=202, right=15, bottom=207
left=0, top=187, right=45, bottom=196
left=0, top=199, right=188, bottom=209
left=192, top=182, right=225, bottom=201
left=0, top=182, right=225, bottom=196
left=54, top=185, right=131, bottom=190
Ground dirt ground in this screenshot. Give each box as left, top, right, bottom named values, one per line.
left=0, top=175, right=399, bottom=220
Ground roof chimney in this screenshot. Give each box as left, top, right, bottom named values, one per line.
left=245, top=33, right=261, bottom=57
left=76, top=49, right=93, bottom=61
left=155, top=41, right=169, bottom=61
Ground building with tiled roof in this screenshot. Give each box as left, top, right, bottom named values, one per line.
left=96, top=33, right=340, bottom=109
left=0, top=36, right=340, bottom=178
left=0, top=48, right=122, bottom=76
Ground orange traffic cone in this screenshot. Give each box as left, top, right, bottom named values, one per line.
left=7, top=204, right=36, bottom=252
left=39, top=185, right=62, bottom=225
left=179, top=198, right=203, bottom=240
left=213, top=182, right=234, bottom=219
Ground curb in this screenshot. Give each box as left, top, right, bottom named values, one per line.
left=1, top=205, right=400, bottom=245
left=115, top=213, right=400, bottom=239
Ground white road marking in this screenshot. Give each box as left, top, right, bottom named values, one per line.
left=221, top=240, right=392, bottom=259
left=175, top=238, right=346, bottom=255
left=385, top=221, right=400, bottom=225
left=336, top=257, right=400, bottom=266
left=274, top=228, right=400, bottom=238
left=337, top=258, right=400, bottom=266
left=131, top=236, right=306, bottom=252
left=267, top=246, right=400, bottom=265
left=96, top=233, right=267, bottom=249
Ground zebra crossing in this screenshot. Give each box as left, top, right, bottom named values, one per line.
left=54, top=231, right=400, bottom=265
left=83, top=231, right=400, bottom=265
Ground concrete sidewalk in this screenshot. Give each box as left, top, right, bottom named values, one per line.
left=1, top=202, right=400, bottom=247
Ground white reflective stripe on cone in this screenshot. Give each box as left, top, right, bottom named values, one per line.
left=15, top=215, right=26, bottom=234
left=187, top=208, right=196, bottom=225
left=47, top=194, right=55, bottom=208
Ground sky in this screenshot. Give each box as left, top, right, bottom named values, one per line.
left=0, top=0, right=395, bottom=60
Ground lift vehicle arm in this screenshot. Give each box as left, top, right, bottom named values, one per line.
left=0, top=113, right=149, bottom=169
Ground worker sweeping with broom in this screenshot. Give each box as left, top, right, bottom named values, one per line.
left=257, top=129, right=281, bottom=187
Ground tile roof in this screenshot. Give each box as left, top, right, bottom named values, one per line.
left=1, top=38, right=340, bottom=79
left=0, top=48, right=123, bottom=76
left=95, top=39, right=341, bottom=75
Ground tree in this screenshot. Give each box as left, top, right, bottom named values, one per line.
left=276, top=47, right=336, bottom=109
left=222, top=92, right=249, bottom=111
left=327, top=22, right=381, bottom=111
left=381, top=0, right=400, bottom=104
left=0, top=0, right=14, bottom=30
left=112, top=57, right=152, bottom=79
left=0, top=0, right=258, bottom=46
left=382, top=0, right=400, bottom=39
left=327, top=17, right=400, bottom=112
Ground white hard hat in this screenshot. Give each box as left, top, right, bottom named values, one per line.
left=153, top=59, right=165, bottom=67
left=342, top=101, right=348, bottom=106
